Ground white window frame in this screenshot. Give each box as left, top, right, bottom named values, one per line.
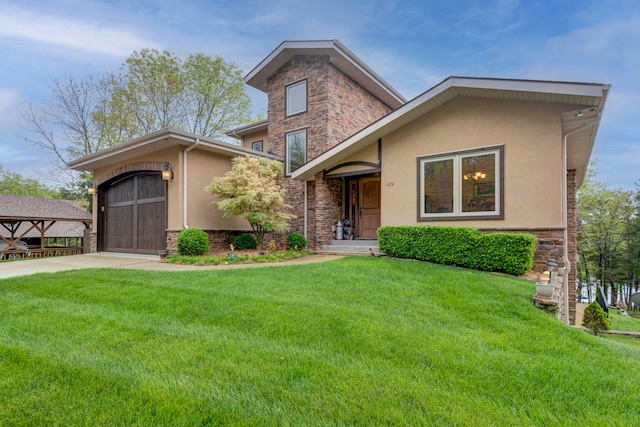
left=286, top=79, right=307, bottom=116
left=418, top=146, right=503, bottom=220
left=286, top=130, right=307, bottom=176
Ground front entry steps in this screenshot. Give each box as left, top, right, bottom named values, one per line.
left=320, top=239, right=382, bottom=256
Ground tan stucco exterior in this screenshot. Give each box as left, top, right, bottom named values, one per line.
left=91, top=146, right=251, bottom=234
left=181, top=149, right=251, bottom=231
left=379, top=96, right=571, bottom=229
left=240, top=129, right=269, bottom=152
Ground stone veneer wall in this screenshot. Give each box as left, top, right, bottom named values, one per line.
left=166, top=229, right=251, bottom=254
left=313, top=173, right=344, bottom=247
left=265, top=55, right=394, bottom=249
left=566, top=169, right=577, bottom=325
left=325, top=63, right=393, bottom=147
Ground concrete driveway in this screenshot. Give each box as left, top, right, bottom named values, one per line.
left=0, top=252, right=344, bottom=280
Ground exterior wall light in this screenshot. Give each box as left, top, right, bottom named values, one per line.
left=87, top=187, right=96, bottom=195
left=162, top=162, right=174, bottom=181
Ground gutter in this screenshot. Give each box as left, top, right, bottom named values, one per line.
left=304, top=182, right=308, bottom=240
left=183, top=138, right=201, bottom=229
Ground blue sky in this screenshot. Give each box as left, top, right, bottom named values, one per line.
left=0, top=0, right=638, bottom=190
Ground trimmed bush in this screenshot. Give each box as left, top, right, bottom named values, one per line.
left=176, top=228, right=209, bottom=256
left=286, top=232, right=307, bottom=250
left=582, top=301, right=611, bottom=335
left=378, top=225, right=536, bottom=276
left=233, top=233, right=257, bottom=250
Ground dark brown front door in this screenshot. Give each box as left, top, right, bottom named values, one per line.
left=103, top=173, right=166, bottom=254
left=358, top=177, right=381, bottom=239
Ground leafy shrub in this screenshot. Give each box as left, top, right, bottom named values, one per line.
left=287, top=232, right=307, bottom=250
left=233, top=233, right=257, bottom=250
left=176, top=228, right=209, bottom=256
left=582, top=301, right=611, bottom=335
left=265, top=240, right=278, bottom=252
left=378, top=225, right=536, bottom=276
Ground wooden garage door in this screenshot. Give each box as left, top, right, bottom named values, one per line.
left=104, top=173, right=166, bottom=254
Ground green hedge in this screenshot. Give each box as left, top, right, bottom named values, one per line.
left=176, top=228, right=210, bottom=256
left=378, top=226, right=536, bottom=276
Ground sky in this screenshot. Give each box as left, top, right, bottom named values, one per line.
left=0, top=0, right=638, bottom=190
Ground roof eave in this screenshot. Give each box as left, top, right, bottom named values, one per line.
left=225, top=120, right=269, bottom=139
left=292, top=77, right=611, bottom=181
left=68, top=128, right=282, bottom=172
left=245, top=40, right=406, bottom=109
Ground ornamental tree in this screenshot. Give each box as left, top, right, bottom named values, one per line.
left=206, top=157, right=295, bottom=249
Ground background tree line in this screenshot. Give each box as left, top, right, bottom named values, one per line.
left=11, top=48, right=253, bottom=192
left=577, top=163, right=640, bottom=309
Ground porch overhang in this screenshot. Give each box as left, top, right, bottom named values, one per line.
left=292, top=77, right=610, bottom=187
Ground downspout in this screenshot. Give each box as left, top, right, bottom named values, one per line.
left=183, top=138, right=201, bottom=229
left=562, top=116, right=600, bottom=324
left=304, top=181, right=308, bottom=240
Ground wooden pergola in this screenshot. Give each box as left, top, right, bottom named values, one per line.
left=0, top=195, right=91, bottom=258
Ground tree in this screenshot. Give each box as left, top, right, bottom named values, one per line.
left=577, top=166, right=634, bottom=305
left=23, top=49, right=253, bottom=186
left=582, top=301, right=611, bottom=335
left=205, top=157, right=295, bottom=249
left=0, top=165, right=60, bottom=198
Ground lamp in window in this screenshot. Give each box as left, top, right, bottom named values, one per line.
left=463, top=171, right=486, bottom=181
left=162, top=162, right=174, bottom=181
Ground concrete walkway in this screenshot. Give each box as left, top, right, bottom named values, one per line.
left=0, top=252, right=345, bottom=280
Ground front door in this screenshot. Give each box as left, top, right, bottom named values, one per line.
left=358, top=177, right=381, bottom=239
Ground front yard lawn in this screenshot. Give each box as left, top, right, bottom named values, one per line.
left=1, top=257, right=639, bottom=426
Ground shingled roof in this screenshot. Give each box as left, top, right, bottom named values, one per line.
left=0, top=195, right=91, bottom=222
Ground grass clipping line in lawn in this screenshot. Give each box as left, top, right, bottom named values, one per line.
left=1, top=257, right=639, bottom=426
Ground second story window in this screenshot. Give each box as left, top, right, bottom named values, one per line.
left=286, top=79, right=307, bottom=116
left=286, top=130, right=307, bottom=175
left=252, top=140, right=263, bottom=151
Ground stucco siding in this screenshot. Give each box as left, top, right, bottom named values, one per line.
left=381, top=96, right=569, bottom=229
left=184, top=151, right=252, bottom=231
left=240, top=129, right=269, bottom=151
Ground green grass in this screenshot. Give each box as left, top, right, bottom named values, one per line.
left=609, top=309, right=640, bottom=332
left=1, top=257, right=639, bottom=426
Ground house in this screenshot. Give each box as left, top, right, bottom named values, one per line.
left=68, top=40, right=610, bottom=325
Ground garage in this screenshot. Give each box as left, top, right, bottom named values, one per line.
left=99, top=172, right=166, bottom=254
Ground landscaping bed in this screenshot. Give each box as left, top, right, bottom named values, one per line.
left=165, top=248, right=311, bottom=265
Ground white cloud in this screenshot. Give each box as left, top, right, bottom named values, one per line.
left=0, top=6, right=161, bottom=57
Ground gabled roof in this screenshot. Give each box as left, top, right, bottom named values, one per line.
left=67, top=128, right=283, bottom=171
left=245, top=40, right=406, bottom=109
left=292, top=76, right=610, bottom=186
left=0, top=195, right=91, bottom=222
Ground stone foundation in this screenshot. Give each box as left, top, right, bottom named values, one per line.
left=166, top=229, right=256, bottom=254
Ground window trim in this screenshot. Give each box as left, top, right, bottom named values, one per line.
left=251, top=140, right=263, bottom=151
left=417, top=145, right=504, bottom=221
left=285, top=79, right=308, bottom=117
left=285, top=129, right=307, bottom=176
